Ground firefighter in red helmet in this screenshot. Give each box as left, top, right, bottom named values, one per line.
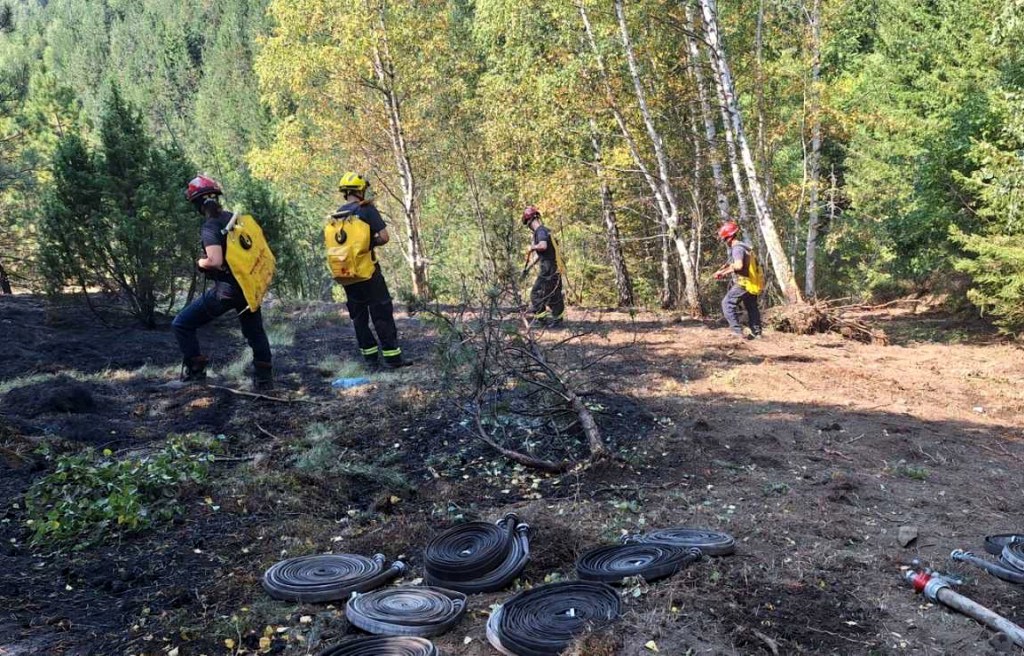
left=713, top=221, right=763, bottom=339
left=171, top=175, right=274, bottom=389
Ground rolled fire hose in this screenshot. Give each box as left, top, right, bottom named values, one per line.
left=486, top=580, right=621, bottom=656
left=424, top=513, right=530, bottom=593
left=984, top=534, right=1024, bottom=556
left=622, top=528, right=736, bottom=556
left=905, top=568, right=1024, bottom=648
left=317, top=636, right=439, bottom=656
left=262, top=553, right=405, bottom=602
left=952, top=539, right=1024, bottom=585
left=576, top=544, right=702, bottom=583
left=345, top=586, right=467, bottom=637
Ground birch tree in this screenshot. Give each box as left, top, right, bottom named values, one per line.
left=579, top=0, right=701, bottom=314
left=255, top=0, right=443, bottom=299
left=589, top=119, right=634, bottom=307
left=698, top=0, right=804, bottom=303
left=804, top=0, right=823, bottom=298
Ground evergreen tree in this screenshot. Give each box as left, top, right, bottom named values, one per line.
left=40, top=89, right=195, bottom=326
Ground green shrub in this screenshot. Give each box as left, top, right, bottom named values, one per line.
left=38, top=87, right=195, bottom=327
left=951, top=227, right=1024, bottom=335
left=25, top=436, right=217, bottom=549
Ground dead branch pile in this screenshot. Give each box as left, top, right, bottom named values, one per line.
left=765, top=301, right=888, bottom=345
left=429, top=281, right=618, bottom=473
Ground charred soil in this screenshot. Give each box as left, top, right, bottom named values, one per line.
left=1, top=295, right=1023, bottom=655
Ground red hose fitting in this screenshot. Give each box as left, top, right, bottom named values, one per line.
left=908, top=570, right=931, bottom=593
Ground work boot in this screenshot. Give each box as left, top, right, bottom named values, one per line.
left=382, top=350, right=411, bottom=369
left=361, top=346, right=381, bottom=367
left=253, top=361, right=274, bottom=392
left=181, top=355, right=208, bottom=383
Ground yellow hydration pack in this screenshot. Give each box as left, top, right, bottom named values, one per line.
left=223, top=213, right=276, bottom=312
left=551, top=234, right=567, bottom=276
left=325, top=210, right=376, bottom=286
left=739, top=246, right=765, bottom=296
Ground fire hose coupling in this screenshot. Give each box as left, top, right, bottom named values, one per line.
left=904, top=569, right=951, bottom=602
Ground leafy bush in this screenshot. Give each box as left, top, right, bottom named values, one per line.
left=25, top=436, right=217, bottom=549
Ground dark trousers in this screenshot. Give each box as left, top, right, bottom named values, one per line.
left=343, top=267, right=400, bottom=361
left=530, top=259, right=565, bottom=318
left=722, top=283, right=762, bottom=334
left=172, top=289, right=272, bottom=363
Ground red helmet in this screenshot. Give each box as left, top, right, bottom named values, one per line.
left=522, top=205, right=541, bottom=225
left=185, top=175, right=223, bottom=203
left=718, top=221, right=740, bottom=241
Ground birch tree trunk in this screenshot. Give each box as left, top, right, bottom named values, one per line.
left=699, top=0, right=804, bottom=304
left=370, top=6, right=430, bottom=300
left=697, top=7, right=751, bottom=228
left=578, top=1, right=700, bottom=314
left=804, top=0, right=823, bottom=298
left=685, top=5, right=730, bottom=226
left=588, top=120, right=634, bottom=307
left=754, top=0, right=774, bottom=201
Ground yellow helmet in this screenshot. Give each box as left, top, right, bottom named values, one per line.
left=338, top=172, right=369, bottom=194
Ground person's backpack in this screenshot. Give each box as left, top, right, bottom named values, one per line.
left=324, top=209, right=376, bottom=286
left=551, top=234, right=567, bottom=276
left=223, top=213, right=276, bottom=311
left=740, top=245, right=765, bottom=296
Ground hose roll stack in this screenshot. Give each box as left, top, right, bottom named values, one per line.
left=424, top=513, right=530, bottom=593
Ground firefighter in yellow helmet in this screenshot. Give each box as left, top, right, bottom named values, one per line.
left=329, top=172, right=407, bottom=368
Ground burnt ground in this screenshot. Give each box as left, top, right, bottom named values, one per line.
left=1, top=294, right=1023, bottom=655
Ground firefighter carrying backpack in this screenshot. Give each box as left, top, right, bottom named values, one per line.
left=223, top=213, right=276, bottom=312
left=739, top=245, right=765, bottom=296
left=325, top=209, right=376, bottom=285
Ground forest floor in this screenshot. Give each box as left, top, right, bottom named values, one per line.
left=1, top=294, right=1023, bottom=656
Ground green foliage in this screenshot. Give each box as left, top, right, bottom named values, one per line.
left=39, top=88, right=195, bottom=325
left=6, top=0, right=1024, bottom=321
left=25, top=435, right=217, bottom=549
left=951, top=227, right=1024, bottom=334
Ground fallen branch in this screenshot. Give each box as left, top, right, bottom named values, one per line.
left=208, top=385, right=317, bottom=404
left=471, top=401, right=571, bottom=474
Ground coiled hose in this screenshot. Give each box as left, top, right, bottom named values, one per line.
left=623, top=528, right=736, bottom=556
left=985, top=534, right=1024, bottom=556
left=577, top=544, right=702, bottom=583
left=317, top=636, right=438, bottom=656
left=345, top=586, right=467, bottom=637
left=952, top=535, right=1024, bottom=585
left=954, top=536, right=1024, bottom=585
left=424, top=513, right=530, bottom=593
left=262, top=553, right=405, bottom=602
left=486, top=580, right=621, bottom=656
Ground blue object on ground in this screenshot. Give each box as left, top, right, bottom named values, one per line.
left=331, top=377, right=371, bottom=390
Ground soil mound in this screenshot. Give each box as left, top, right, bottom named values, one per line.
left=2, top=377, right=100, bottom=417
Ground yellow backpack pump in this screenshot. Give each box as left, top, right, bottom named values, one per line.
left=325, top=209, right=377, bottom=285
left=223, top=213, right=276, bottom=311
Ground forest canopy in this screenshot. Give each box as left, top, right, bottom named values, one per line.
left=1, top=0, right=1023, bottom=332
